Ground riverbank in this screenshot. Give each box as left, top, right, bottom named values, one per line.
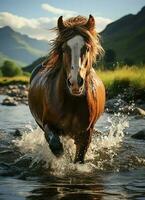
left=97, top=66, right=145, bottom=101
left=0, top=67, right=145, bottom=114
left=0, top=84, right=28, bottom=105
left=0, top=67, right=145, bottom=100
left=0, top=76, right=29, bottom=86
left=98, top=67, right=145, bottom=115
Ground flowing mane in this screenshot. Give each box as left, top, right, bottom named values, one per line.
left=43, top=16, right=104, bottom=69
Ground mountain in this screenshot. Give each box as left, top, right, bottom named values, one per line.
left=101, top=6, right=145, bottom=63
left=0, top=26, right=49, bottom=66
left=0, top=52, right=22, bottom=66
left=23, top=56, right=46, bottom=72
left=23, top=6, right=145, bottom=72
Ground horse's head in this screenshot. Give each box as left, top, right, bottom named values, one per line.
left=57, top=15, right=102, bottom=96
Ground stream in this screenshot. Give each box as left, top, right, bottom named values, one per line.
left=0, top=95, right=145, bottom=200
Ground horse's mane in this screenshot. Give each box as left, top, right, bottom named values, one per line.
left=43, top=16, right=104, bottom=69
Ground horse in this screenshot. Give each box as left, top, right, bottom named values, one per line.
left=28, top=15, right=105, bottom=164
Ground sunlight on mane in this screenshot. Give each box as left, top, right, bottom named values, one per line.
left=43, top=16, right=104, bottom=69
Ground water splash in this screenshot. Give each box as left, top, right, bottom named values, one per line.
left=88, top=113, right=129, bottom=171
left=96, top=113, right=129, bottom=149
left=13, top=114, right=129, bottom=176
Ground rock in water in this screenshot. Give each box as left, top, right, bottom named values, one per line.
left=132, top=129, right=145, bottom=140
left=2, top=97, right=18, bottom=106
left=13, top=129, right=22, bottom=137
left=134, top=107, right=145, bottom=117
left=105, top=98, right=127, bottom=113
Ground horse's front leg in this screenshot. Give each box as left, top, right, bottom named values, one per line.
left=44, top=125, right=64, bottom=157
left=74, top=129, right=92, bottom=164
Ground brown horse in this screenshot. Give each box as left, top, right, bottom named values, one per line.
left=28, top=15, right=105, bottom=163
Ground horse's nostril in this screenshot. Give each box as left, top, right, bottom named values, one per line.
left=77, top=75, right=84, bottom=87
left=67, top=78, right=71, bottom=87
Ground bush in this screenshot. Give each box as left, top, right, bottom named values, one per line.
left=1, top=60, right=22, bottom=77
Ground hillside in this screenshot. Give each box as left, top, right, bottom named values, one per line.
left=23, top=56, right=46, bottom=72
left=23, top=6, right=145, bottom=72
left=0, top=52, right=25, bottom=66
left=0, top=26, right=49, bottom=66
left=101, top=6, right=145, bottom=63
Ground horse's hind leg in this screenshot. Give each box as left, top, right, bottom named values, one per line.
left=44, top=125, right=64, bottom=157
left=74, top=129, right=92, bottom=164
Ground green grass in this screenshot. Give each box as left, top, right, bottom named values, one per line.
left=0, top=66, right=145, bottom=101
left=97, top=66, right=145, bottom=88
left=0, top=76, right=29, bottom=86
left=96, top=66, right=145, bottom=99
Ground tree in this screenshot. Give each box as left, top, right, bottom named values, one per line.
left=104, top=49, right=117, bottom=69
left=104, top=49, right=116, bottom=63
left=124, top=58, right=134, bottom=66
left=1, top=60, right=22, bottom=77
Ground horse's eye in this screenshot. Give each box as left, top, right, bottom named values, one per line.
left=86, top=46, right=90, bottom=52
left=62, top=45, right=70, bottom=53
left=81, top=45, right=89, bottom=55
left=62, top=47, right=66, bottom=53
left=81, top=46, right=85, bottom=55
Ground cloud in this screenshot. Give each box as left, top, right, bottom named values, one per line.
left=41, top=3, right=77, bottom=16
left=0, top=12, right=56, bottom=41
left=41, top=3, right=112, bottom=31
left=0, top=12, right=112, bottom=41
left=94, top=16, right=112, bottom=32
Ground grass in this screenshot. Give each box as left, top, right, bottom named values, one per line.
left=97, top=66, right=145, bottom=88
left=96, top=66, right=145, bottom=99
left=0, top=76, right=29, bottom=86
left=0, top=66, right=145, bottom=100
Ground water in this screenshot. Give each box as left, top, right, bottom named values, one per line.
left=0, top=95, right=145, bottom=199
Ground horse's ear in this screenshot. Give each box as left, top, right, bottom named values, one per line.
left=58, top=16, right=65, bottom=32
left=85, top=15, right=95, bottom=32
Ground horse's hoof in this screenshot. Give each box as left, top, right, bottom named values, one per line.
left=49, top=135, right=64, bottom=157
left=74, top=159, right=84, bottom=164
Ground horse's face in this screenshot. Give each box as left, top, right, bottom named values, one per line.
left=63, top=35, right=90, bottom=96
left=58, top=15, right=96, bottom=96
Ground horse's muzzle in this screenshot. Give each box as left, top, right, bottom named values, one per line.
left=67, top=74, right=85, bottom=96
left=67, top=80, right=84, bottom=96
left=71, top=88, right=83, bottom=96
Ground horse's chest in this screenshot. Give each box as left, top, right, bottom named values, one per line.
left=57, top=101, right=90, bottom=134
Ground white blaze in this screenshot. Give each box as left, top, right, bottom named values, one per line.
left=67, top=35, right=85, bottom=83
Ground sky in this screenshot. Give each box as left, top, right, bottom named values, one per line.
left=0, top=0, right=145, bottom=41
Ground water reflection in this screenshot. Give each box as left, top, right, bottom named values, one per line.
left=27, top=178, right=104, bottom=200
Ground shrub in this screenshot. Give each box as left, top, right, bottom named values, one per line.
left=1, top=60, right=22, bottom=77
